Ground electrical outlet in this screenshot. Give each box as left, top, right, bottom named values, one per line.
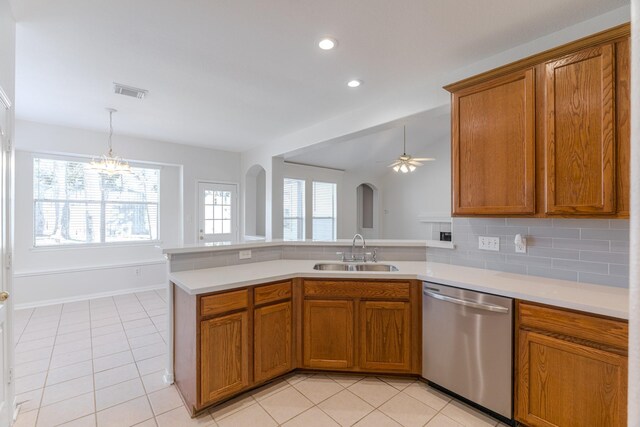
left=478, top=236, right=500, bottom=251
left=239, top=250, right=252, bottom=260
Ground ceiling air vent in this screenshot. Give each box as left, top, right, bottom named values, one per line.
left=113, top=83, right=148, bottom=99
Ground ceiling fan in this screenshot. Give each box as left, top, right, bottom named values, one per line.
left=388, top=126, right=435, bottom=173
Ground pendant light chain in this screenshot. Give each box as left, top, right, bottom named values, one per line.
left=108, top=109, right=114, bottom=157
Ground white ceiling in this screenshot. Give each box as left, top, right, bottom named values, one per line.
left=285, top=106, right=449, bottom=175
left=11, top=0, right=629, bottom=152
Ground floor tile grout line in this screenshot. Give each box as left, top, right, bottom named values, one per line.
left=89, top=297, right=100, bottom=427
left=117, top=293, right=161, bottom=425
left=30, top=304, right=63, bottom=427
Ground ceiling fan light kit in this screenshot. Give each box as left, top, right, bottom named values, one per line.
left=389, top=126, right=434, bottom=173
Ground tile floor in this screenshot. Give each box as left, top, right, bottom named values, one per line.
left=13, top=290, right=507, bottom=427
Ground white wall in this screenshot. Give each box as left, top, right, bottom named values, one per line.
left=0, top=0, right=15, bottom=103
left=241, top=8, right=630, bottom=240
left=381, top=139, right=451, bottom=239
left=14, top=120, right=241, bottom=306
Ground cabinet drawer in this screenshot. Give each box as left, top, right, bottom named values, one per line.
left=518, top=302, right=627, bottom=350
left=200, top=289, right=248, bottom=317
left=255, top=281, right=292, bottom=305
left=303, top=280, right=410, bottom=300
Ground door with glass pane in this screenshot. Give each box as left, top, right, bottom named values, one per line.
left=198, top=182, right=237, bottom=242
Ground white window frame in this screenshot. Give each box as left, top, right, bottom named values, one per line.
left=283, top=177, right=306, bottom=240
left=312, top=181, right=337, bottom=241
left=32, top=153, right=162, bottom=249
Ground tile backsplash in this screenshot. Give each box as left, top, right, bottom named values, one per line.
left=426, top=218, right=630, bottom=288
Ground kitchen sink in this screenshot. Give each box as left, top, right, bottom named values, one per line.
left=313, top=263, right=398, bottom=272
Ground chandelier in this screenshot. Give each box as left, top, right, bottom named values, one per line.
left=90, top=108, right=131, bottom=175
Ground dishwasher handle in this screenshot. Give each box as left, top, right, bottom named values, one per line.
left=424, top=290, right=510, bottom=313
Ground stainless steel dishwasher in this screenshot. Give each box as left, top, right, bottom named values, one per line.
left=422, top=282, right=513, bottom=420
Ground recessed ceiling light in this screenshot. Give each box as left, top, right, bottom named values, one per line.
left=347, top=79, right=362, bottom=88
left=318, top=37, right=337, bottom=50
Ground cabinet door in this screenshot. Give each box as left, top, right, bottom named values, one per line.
left=544, top=44, right=616, bottom=214
left=254, top=301, right=292, bottom=383
left=359, top=301, right=411, bottom=372
left=517, top=330, right=627, bottom=427
left=615, top=38, right=630, bottom=217
left=303, top=300, right=354, bottom=369
left=200, top=311, right=249, bottom=405
left=452, top=68, right=535, bottom=215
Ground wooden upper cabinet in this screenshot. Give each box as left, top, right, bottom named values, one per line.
left=359, top=301, right=411, bottom=372
left=615, top=38, right=631, bottom=217
left=200, top=311, right=250, bottom=405
left=254, top=301, right=292, bottom=383
left=303, top=299, right=354, bottom=369
left=452, top=68, right=536, bottom=215
left=544, top=44, right=616, bottom=214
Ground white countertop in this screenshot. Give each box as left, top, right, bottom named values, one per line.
left=161, top=239, right=454, bottom=254
left=169, top=260, right=629, bottom=320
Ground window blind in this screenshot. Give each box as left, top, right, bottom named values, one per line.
left=312, top=181, right=337, bottom=241
left=283, top=178, right=305, bottom=240
left=33, top=156, right=160, bottom=246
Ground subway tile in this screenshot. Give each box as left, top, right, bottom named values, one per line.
left=609, top=264, right=630, bottom=277
left=506, top=218, right=553, bottom=227
left=581, top=228, right=630, bottom=241
left=449, top=257, right=485, bottom=269
left=485, top=262, right=527, bottom=275
left=610, top=241, right=630, bottom=253
left=528, top=247, right=579, bottom=260
left=465, top=251, right=504, bottom=263
left=552, top=238, right=609, bottom=251
left=529, top=226, right=580, bottom=239
left=610, top=219, right=630, bottom=229
left=579, top=251, right=629, bottom=265
left=486, top=226, right=529, bottom=235
left=552, top=218, right=610, bottom=228
left=466, top=218, right=506, bottom=226
left=504, top=254, right=552, bottom=267
left=578, top=272, right=628, bottom=288
left=528, top=236, right=553, bottom=247
left=526, top=266, right=578, bottom=282
left=552, top=259, right=608, bottom=274
left=452, top=225, right=487, bottom=235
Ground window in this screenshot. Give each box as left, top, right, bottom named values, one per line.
left=33, top=156, right=160, bottom=247
left=283, top=178, right=305, bottom=240
left=312, top=181, right=337, bottom=240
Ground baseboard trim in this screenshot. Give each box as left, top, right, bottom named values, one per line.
left=15, top=284, right=166, bottom=310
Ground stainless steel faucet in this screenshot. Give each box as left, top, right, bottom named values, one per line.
left=352, top=233, right=366, bottom=255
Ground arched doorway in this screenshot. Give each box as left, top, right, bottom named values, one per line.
left=356, top=183, right=379, bottom=239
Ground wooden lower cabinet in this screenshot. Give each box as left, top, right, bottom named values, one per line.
left=516, top=302, right=628, bottom=427
left=360, top=301, right=411, bottom=372
left=301, top=279, right=420, bottom=374
left=254, top=301, right=292, bottom=383
left=200, top=311, right=250, bottom=405
left=303, top=299, right=354, bottom=369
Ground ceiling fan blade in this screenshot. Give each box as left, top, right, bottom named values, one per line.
left=388, top=161, right=401, bottom=167
left=409, top=161, right=424, bottom=166
left=411, top=157, right=435, bottom=161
